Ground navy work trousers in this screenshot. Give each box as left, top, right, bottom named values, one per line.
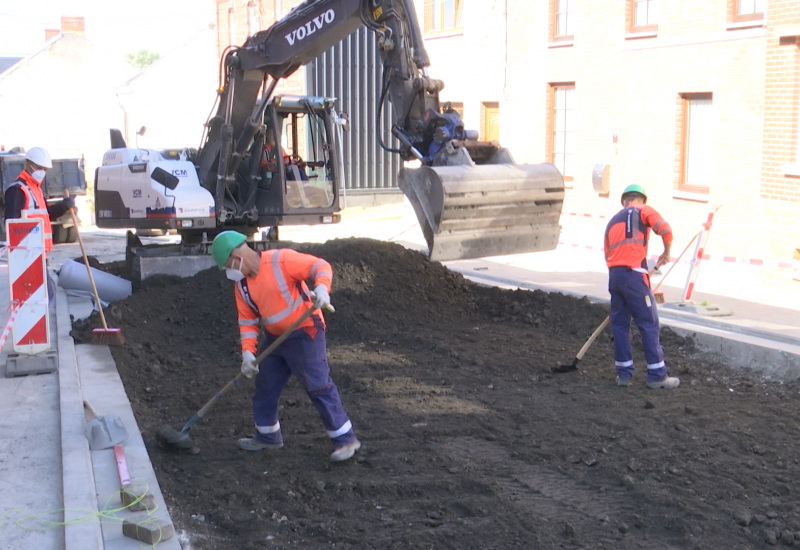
left=608, top=267, right=666, bottom=382
left=252, top=316, right=355, bottom=447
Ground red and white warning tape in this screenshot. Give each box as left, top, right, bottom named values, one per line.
left=0, top=301, right=23, bottom=352
left=556, top=242, right=795, bottom=270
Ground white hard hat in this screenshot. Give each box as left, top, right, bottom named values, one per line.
left=26, top=147, right=53, bottom=169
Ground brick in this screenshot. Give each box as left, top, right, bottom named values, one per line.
left=120, top=488, right=156, bottom=511
left=122, top=518, right=174, bottom=545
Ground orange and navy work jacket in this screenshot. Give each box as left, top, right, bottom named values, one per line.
left=234, top=248, right=332, bottom=354
left=604, top=205, right=672, bottom=270
left=5, top=171, right=54, bottom=252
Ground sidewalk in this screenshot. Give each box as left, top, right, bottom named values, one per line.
left=0, top=198, right=797, bottom=549
left=0, top=264, right=181, bottom=549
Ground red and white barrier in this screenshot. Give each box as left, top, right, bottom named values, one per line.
left=681, top=206, right=720, bottom=303
left=6, top=218, right=51, bottom=355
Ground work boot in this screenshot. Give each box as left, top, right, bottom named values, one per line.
left=238, top=437, right=284, bottom=451
left=646, top=376, right=681, bottom=389
left=330, top=439, right=361, bottom=462
left=616, top=376, right=631, bottom=387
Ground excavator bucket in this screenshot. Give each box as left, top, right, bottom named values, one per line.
left=398, top=163, right=565, bottom=262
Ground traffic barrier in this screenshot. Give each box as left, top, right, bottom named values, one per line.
left=6, top=218, right=51, bottom=355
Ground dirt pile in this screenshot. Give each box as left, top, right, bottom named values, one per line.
left=72, top=237, right=800, bottom=549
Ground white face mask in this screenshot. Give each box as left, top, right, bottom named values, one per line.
left=30, top=169, right=46, bottom=183
left=225, top=256, right=246, bottom=282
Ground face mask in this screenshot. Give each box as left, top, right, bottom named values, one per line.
left=225, top=256, right=246, bottom=282
left=31, top=170, right=46, bottom=183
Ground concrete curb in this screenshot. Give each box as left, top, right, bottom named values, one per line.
left=56, top=285, right=104, bottom=549
left=453, top=267, right=800, bottom=380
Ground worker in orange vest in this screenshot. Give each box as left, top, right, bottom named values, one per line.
left=4, top=146, right=75, bottom=300
left=211, top=231, right=361, bottom=462
left=261, top=124, right=308, bottom=181
left=604, top=184, right=679, bottom=389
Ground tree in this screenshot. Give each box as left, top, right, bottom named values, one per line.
left=126, top=50, right=160, bottom=69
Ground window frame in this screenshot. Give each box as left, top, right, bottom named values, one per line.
left=423, top=0, right=464, bottom=35
left=627, top=0, right=658, bottom=34
left=551, top=0, right=574, bottom=42
left=731, top=0, right=765, bottom=24
left=677, top=92, right=713, bottom=196
left=548, top=83, right=576, bottom=185
left=481, top=101, right=500, bottom=142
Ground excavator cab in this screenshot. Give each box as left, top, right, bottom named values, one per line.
left=263, top=101, right=339, bottom=211
left=224, top=95, right=345, bottom=233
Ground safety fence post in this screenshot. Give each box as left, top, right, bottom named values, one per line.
left=661, top=205, right=732, bottom=317
left=681, top=206, right=719, bottom=303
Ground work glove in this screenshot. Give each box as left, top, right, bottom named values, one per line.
left=240, top=350, right=259, bottom=379
left=311, top=284, right=330, bottom=310
left=62, top=196, right=75, bottom=210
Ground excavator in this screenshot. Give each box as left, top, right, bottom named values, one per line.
left=95, top=0, right=564, bottom=262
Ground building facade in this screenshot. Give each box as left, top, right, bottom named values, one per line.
left=217, top=0, right=800, bottom=271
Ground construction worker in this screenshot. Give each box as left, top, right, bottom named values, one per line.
left=261, top=123, right=307, bottom=181
left=210, top=231, right=361, bottom=462
left=4, top=146, right=75, bottom=299
left=604, top=184, right=679, bottom=389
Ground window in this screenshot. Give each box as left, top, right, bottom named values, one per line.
left=678, top=93, right=713, bottom=194
left=731, top=0, right=765, bottom=23
left=247, top=1, right=259, bottom=36
left=549, top=84, right=576, bottom=183
left=552, top=0, right=574, bottom=41
left=442, top=101, right=464, bottom=119
left=228, top=7, right=235, bottom=47
left=424, top=0, right=463, bottom=34
left=481, top=102, right=500, bottom=142
left=628, top=0, right=658, bottom=33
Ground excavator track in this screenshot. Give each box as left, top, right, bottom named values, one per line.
left=399, top=163, right=565, bottom=262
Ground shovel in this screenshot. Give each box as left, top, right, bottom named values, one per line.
left=157, top=303, right=331, bottom=450
left=84, top=400, right=129, bottom=450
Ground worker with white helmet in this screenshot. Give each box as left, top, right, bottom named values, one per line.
left=604, top=184, right=679, bottom=389
left=4, top=146, right=75, bottom=254
left=4, top=146, right=76, bottom=300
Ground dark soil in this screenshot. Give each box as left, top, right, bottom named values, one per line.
left=72, top=238, right=800, bottom=549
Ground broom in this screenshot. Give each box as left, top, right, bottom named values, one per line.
left=64, top=190, right=124, bottom=345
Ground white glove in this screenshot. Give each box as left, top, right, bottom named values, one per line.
left=240, top=351, right=259, bottom=379
left=311, top=284, right=330, bottom=310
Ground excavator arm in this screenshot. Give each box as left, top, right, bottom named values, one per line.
left=198, top=0, right=564, bottom=261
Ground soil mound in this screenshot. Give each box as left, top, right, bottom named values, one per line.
left=72, top=237, right=798, bottom=549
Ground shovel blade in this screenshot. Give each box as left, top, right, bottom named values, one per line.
left=551, top=361, right=579, bottom=374
left=85, top=415, right=129, bottom=450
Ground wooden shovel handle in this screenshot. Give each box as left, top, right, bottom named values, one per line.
left=194, top=306, right=319, bottom=420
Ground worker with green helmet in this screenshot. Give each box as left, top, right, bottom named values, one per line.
left=604, top=184, right=679, bottom=389
left=210, top=231, right=361, bottom=462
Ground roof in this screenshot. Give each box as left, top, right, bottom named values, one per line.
left=0, top=57, right=23, bottom=75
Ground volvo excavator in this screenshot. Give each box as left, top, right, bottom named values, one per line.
left=95, top=0, right=564, bottom=262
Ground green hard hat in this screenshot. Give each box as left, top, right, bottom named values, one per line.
left=621, top=184, right=647, bottom=204
left=211, top=231, right=246, bottom=268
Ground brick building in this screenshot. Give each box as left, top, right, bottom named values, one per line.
left=215, top=0, right=800, bottom=273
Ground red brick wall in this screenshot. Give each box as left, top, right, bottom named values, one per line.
left=761, top=0, right=800, bottom=203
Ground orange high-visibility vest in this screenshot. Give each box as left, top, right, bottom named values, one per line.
left=10, top=170, right=54, bottom=252
left=234, top=248, right=332, bottom=354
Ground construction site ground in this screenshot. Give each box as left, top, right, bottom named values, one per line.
left=2, top=197, right=800, bottom=549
